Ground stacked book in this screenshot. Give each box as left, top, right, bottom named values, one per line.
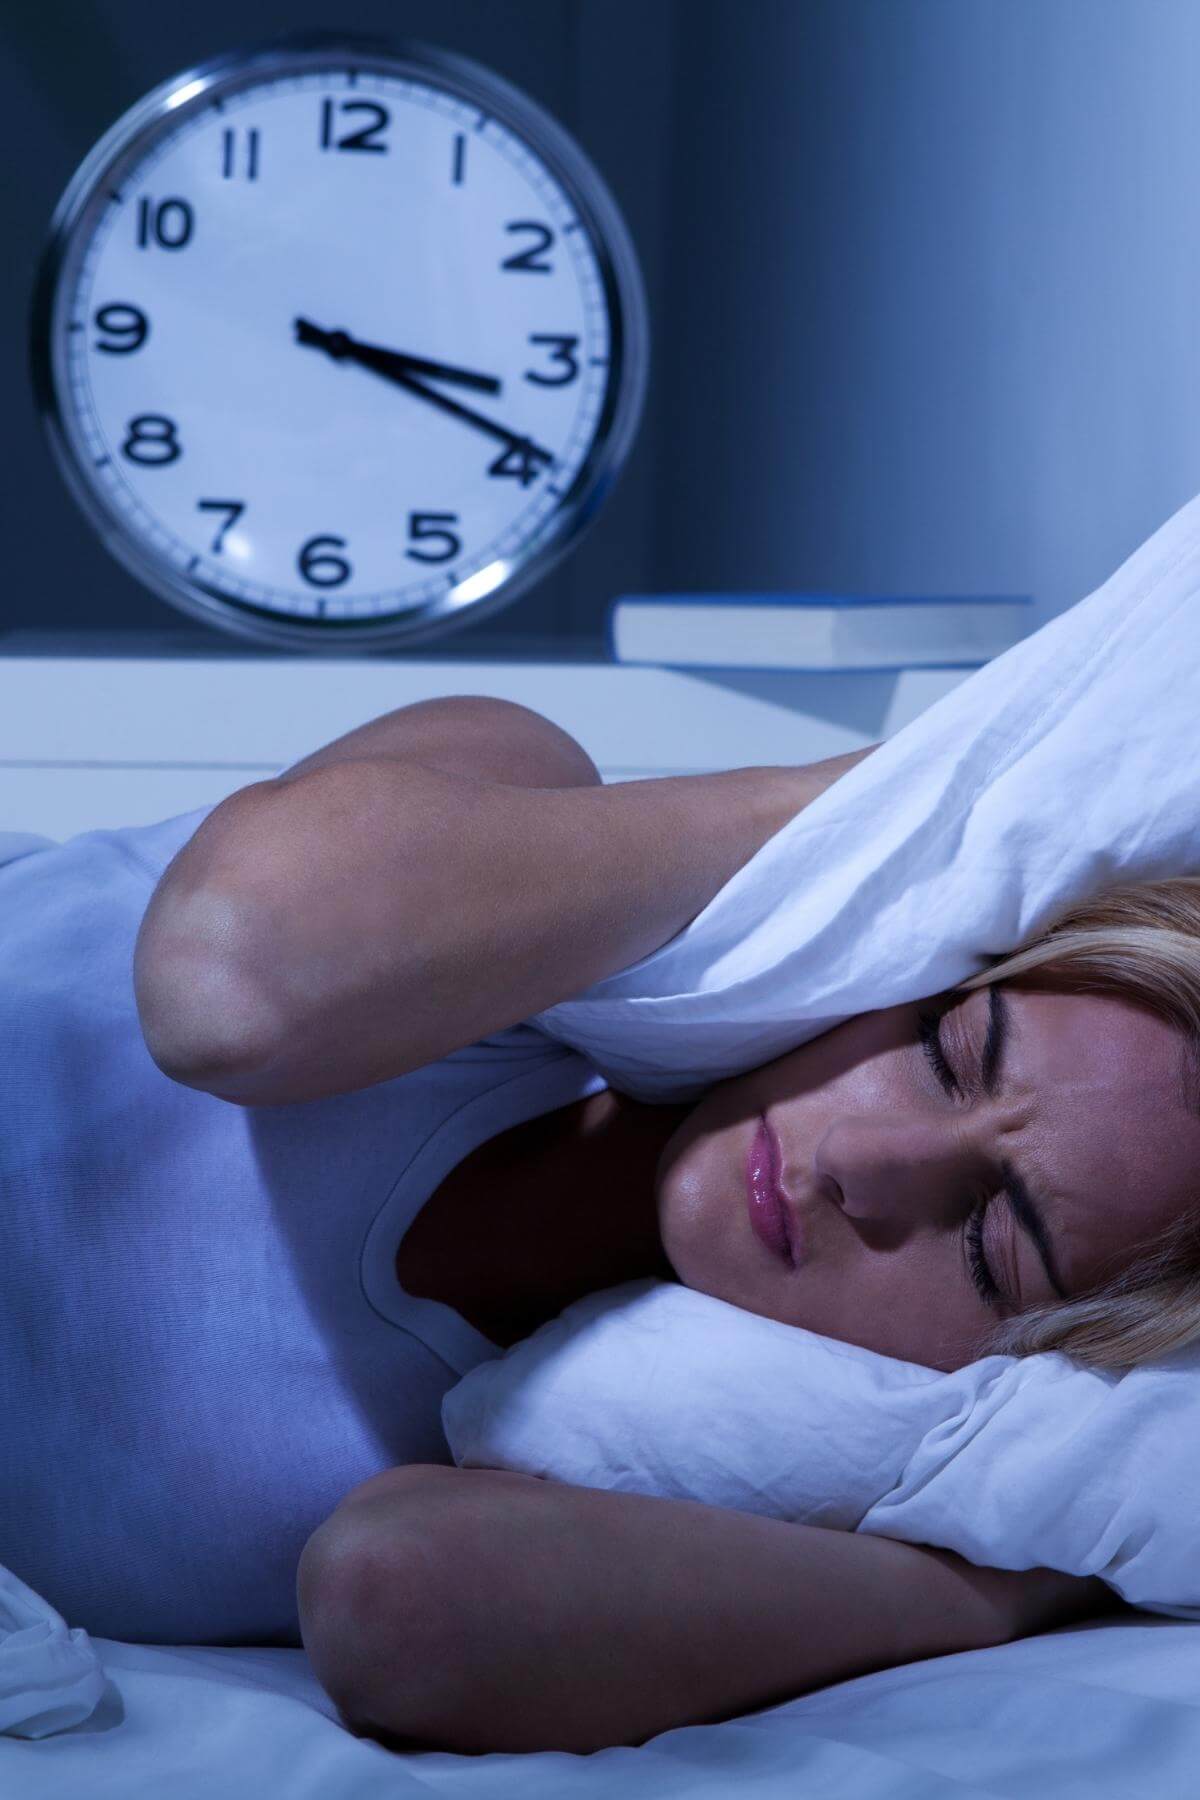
left=606, top=593, right=1033, bottom=673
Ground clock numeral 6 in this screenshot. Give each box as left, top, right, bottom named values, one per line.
left=121, top=414, right=181, bottom=466
left=298, top=534, right=352, bottom=588
left=501, top=221, right=555, bottom=274
left=320, top=99, right=389, bottom=154
left=525, top=334, right=580, bottom=386
left=94, top=303, right=148, bottom=355
left=405, top=512, right=461, bottom=564
left=136, top=197, right=193, bottom=251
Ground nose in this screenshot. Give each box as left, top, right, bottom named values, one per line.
left=812, top=1112, right=991, bottom=1231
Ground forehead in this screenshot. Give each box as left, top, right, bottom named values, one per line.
left=964, top=983, right=1200, bottom=1276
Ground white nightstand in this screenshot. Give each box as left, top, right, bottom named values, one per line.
left=0, top=640, right=970, bottom=841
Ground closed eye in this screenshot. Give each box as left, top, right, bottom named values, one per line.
left=918, top=995, right=1068, bottom=1304
left=918, top=1005, right=1006, bottom=1306
left=917, top=1006, right=960, bottom=1098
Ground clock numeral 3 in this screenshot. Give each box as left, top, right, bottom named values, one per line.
left=298, top=534, right=352, bottom=587
left=136, top=197, right=193, bottom=250
left=121, top=414, right=181, bottom=466
left=320, top=99, right=390, bottom=154
left=406, top=512, right=462, bottom=564
left=93, top=303, right=148, bottom=355
left=525, top=334, right=580, bottom=386
left=501, top=221, right=555, bottom=275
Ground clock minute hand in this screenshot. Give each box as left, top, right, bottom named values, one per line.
left=293, top=317, right=502, bottom=394
left=294, top=318, right=553, bottom=466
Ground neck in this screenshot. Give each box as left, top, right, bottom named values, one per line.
left=465, top=1089, right=691, bottom=1347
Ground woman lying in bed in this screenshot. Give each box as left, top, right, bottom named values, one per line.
left=135, top=696, right=1197, bottom=1753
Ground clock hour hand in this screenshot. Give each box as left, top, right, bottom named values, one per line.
left=293, top=317, right=502, bottom=395
left=294, top=317, right=554, bottom=471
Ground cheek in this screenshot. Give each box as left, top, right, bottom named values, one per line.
left=655, top=1149, right=720, bottom=1280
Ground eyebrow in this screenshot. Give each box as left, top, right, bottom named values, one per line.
left=978, top=986, right=1070, bottom=1301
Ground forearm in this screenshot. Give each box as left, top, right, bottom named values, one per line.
left=302, top=1466, right=1114, bottom=1756
left=157, top=755, right=841, bottom=1105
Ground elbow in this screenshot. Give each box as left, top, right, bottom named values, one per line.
left=134, top=904, right=284, bottom=1103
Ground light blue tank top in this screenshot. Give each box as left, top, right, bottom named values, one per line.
left=0, top=803, right=608, bottom=1647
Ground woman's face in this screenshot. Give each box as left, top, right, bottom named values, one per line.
left=654, top=981, right=1200, bottom=1370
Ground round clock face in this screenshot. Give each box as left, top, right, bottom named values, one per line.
left=31, top=33, right=648, bottom=652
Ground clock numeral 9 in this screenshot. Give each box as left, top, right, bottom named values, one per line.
left=501, top=221, right=555, bottom=274
left=298, top=534, right=352, bottom=587
left=136, top=197, right=193, bottom=250
left=405, top=512, right=461, bottom=564
left=320, top=99, right=390, bottom=154
left=93, top=303, right=148, bottom=355
left=121, top=414, right=181, bottom=466
left=525, top=334, right=579, bottom=386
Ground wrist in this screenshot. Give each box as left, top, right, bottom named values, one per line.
left=752, top=743, right=883, bottom=843
left=916, top=1547, right=1113, bottom=1649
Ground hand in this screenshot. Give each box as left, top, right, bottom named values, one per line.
left=975, top=1559, right=1125, bottom=1641
left=293, top=317, right=502, bottom=394
left=293, top=316, right=555, bottom=472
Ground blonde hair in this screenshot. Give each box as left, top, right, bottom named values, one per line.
left=953, top=876, right=1200, bottom=1370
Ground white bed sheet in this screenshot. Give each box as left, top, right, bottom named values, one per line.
left=4, top=1614, right=1194, bottom=1797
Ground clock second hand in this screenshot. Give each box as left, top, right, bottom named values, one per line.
left=294, top=317, right=555, bottom=466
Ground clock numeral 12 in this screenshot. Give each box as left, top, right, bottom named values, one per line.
left=319, top=99, right=390, bottom=154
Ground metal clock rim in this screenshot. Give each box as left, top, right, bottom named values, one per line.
left=29, top=29, right=650, bottom=656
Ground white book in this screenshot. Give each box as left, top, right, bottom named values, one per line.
left=607, top=593, right=1033, bottom=671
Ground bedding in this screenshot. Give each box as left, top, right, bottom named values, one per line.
left=445, top=488, right=1200, bottom=1620
left=4, top=1598, right=1197, bottom=1795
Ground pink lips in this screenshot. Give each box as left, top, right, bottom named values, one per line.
left=746, top=1115, right=794, bottom=1266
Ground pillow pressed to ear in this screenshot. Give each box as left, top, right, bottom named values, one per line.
left=528, top=490, right=1200, bottom=1101
left=442, top=1277, right=1200, bottom=1619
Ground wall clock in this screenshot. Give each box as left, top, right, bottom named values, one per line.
left=30, top=30, right=649, bottom=654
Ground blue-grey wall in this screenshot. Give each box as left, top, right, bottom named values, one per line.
left=6, top=0, right=1200, bottom=654
left=653, top=0, right=1200, bottom=636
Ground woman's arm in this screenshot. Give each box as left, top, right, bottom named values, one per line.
left=297, top=1463, right=1117, bottom=1756
left=138, top=737, right=880, bottom=1107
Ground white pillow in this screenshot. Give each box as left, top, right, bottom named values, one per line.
left=528, top=490, right=1200, bottom=1101
left=446, top=489, right=1200, bottom=1617
left=442, top=1278, right=1200, bottom=1619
